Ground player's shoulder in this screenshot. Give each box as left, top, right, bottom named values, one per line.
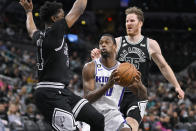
left=147, top=37, right=160, bottom=49
left=83, top=61, right=95, bottom=72
left=147, top=37, right=161, bottom=54
left=84, top=61, right=95, bottom=68
left=147, top=37, right=158, bottom=45
left=115, top=36, right=123, bottom=43
left=83, top=61, right=95, bottom=77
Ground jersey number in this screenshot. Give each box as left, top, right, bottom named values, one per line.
left=101, top=84, right=113, bottom=96
left=105, top=88, right=113, bottom=96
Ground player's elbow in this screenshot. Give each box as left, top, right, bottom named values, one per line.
left=158, top=62, right=168, bottom=71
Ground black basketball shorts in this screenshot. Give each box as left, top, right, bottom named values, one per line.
left=34, top=84, right=88, bottom=131
left=120, top=92, right=148, bottom=124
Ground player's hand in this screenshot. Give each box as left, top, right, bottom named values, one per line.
left=175, top=87, right=184, bottom=99
left=91, top=48, right=101, bottom=60
left=107, top=69, right=120, bottom=88
left=19, top=0, right=33, bottom=13
left=127, top=71, right=148, bottom=99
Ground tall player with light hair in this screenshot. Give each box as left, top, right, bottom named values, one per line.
left=91, top=7, right=184, bottom=131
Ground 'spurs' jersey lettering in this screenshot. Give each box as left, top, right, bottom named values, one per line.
left=116, top=36, right=151, bottom=91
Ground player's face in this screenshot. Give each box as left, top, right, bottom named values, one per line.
left=126, top=13, right=143, bottom=36
left=99, top=36, right=116, bottom=58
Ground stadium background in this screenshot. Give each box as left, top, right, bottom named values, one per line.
left=0, top=0, right=196, bottom=130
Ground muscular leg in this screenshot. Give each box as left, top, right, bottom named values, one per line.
left=76, top=102, right=104, bottom=131
left=126, top=117, right=139, bottom=131
left=120, top=127, right=132, bottom=131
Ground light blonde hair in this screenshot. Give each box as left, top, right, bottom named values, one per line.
left=125, top=6, right=144, bottom=22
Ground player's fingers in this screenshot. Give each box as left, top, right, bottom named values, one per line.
left=112, top=70, right=119, bottom=79
left=94, top=48, right=100, bottom=54
left=178, top=95, right=182, bottom=99
left=92, top=48, right=98, bottom=54
left=19, top=0, right=24, bottom=4
left=137, top=71, right=141, bottom=76
left=113, top=76, right=120, bottom=83
left=91, top=50, right=96, bottom=57
left=133, top=77, right=139, bottom=82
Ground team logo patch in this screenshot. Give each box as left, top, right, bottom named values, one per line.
left=52, top=108, right=77, bottom=131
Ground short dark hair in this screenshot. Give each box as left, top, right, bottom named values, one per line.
left=101, top=34, right=116, bottom=45
left=40, top=1, right=63, bottom=24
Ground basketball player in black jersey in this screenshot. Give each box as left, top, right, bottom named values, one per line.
left=91, top=7, right=184, bottom=131
left=19, top=0, right=104, bottom=131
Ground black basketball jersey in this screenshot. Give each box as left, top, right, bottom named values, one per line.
left=32, top=19, right=71, bottom=85
left=116, top=36, right=151, bottom=90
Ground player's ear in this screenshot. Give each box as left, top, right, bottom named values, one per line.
left=113, top=43, right=117, bottom=50
left=139, top=21, right=143, bottom=27
left=51, top=16, right=56, bottom=22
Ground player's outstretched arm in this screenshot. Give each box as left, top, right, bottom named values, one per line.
left=149, top=39, right=184, bottom=99
left=83, top=62, right=119, bottom=103
left=65, top=0, right=87, bottom=28
left=19, top=0, right=37, bottom=38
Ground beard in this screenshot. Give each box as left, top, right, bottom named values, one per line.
left=127, top=27, right=139, bottom=36
left=126, top=23, right=140, bottom=36
left=101, top=51, right=109, bottom=58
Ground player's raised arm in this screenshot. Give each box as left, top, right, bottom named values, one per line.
left=19, top=0, right=37, bottom=38
left=65, top=0, right=87, bottom=28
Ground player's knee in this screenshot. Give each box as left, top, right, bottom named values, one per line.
left=126, top=117, right=139, bottom=131
left=89, top=112, right=104, bottom=131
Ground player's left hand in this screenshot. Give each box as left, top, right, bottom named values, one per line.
left=19, top=0, right=33, bottom=13
left=175, top=87, right=184, bottom=99
left=127, top=72, right=148, bottom=99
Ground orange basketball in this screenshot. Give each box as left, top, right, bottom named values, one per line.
left=116, top=62, right=138, bottom=87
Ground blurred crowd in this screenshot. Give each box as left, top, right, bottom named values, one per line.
left=0, top=34, right=196, bottom=131
left=0, top=1, right=196, bottom=130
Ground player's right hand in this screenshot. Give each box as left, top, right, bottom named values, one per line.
left=91, top=48, right=101, bottom=60
left=19, top=0, right=33, bottom=13
left=107, top=69, right=120, bottom=88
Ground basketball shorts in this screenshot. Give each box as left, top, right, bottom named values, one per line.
left=120, top=92, right=148, bottom=124
left=34, top=85, right=88, bottom=131
left=82, top=109, right=130, bottom=131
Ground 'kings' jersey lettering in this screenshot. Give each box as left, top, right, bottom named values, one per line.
left=93, top=59, right=124, bottom=113
left=95, top=76, right=109, bottom=83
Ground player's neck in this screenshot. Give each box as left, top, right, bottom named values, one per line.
left=127, top=33, right=143, bottom=44
left=100, top=57, right=117, bottom=68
